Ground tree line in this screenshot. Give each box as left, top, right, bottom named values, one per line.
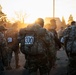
left=0, top=5, right=74, bottom=30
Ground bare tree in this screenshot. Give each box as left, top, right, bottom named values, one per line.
left=0, top=5, right=2, bottom=12
left=15, top=11, right=28, bottom=23
left=0, top=5, right=6, bottom=19
left=0, top=5, right=8, bottom=26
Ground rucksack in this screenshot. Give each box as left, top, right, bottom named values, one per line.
left=19, top=27, right=50, bottom=56
left=6, top=28, right=19, bottom=48
left=65, top=25, right=76, bottom=53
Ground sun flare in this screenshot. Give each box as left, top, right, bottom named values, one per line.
left=0, top=0, right=52, bottom=23
left=1, top=0, right=76, bottom=24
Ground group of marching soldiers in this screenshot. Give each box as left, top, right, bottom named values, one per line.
left=0, top=18, right=61, bottom=75
left=0, top=17, right=76, bottom=75
left=0, top=23, right=20, bottom=74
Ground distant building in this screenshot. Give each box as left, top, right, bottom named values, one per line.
left=44, top=17, right=63, bottom=30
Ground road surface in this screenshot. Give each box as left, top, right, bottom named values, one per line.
left=2, top=48, right=68, bottom=75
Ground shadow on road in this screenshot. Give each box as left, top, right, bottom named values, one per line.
left=3, top=48, right=68, bottom=75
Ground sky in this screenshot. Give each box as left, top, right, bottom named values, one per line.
left=0, top=0, right=76, bottom=23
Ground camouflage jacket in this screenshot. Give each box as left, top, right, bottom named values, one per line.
left=62, top=25, right=76, bottom=53
left=0, top=32, right=8, bottom=66
left=19, top=24, right=55, bottom=58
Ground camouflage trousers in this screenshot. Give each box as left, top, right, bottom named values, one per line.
left=0, top=46, right=9, bottom=68
left=0, top=59, right=4, bottom=72
left=7, top=47, right=20, bottom=68
left=24, top=55, right=50, bottom=75
left=67, top=55, right=76, bottom=75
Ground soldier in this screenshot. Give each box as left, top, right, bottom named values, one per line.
left=57, top=26, right=64, bottom=41
left=5, top=23, right=20, bottom=69
left=19, top=18, right=55, bottom=75
left=44, top=23, right=58, bottom=69
left=35, top=18, right=56, bottom=70
left=62, top=21, right=76, bottom=75
left=50, top=19, right=61, bottom=49
left=0, top=26, right=8, bottom=74
left=48, top=19, right=61, bottom=67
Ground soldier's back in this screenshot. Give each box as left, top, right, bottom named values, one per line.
left=6, top=28, right=19, bottom=48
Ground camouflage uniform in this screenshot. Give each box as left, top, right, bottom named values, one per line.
left=62, top=21, right=76, bottom=75
left=19, top=23, right=55, bottom=75
left=44, top=20, right=61, bottom=70
left=5, top=25, right=20, bottom=69
left=0, top=26, right=8, bottom=73
left=48, top=29, right=61, bottom=69
left=46, top=30, right=56, bottom=72
left=49, top=19, right=61, bottom=50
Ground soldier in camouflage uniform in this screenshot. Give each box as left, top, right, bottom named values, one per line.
left=19, top=18, right=55, bottom=75
left=62, top=21, right=76, bottom=75
left=45, top=19, right=61, bottom=68
left=0, top=26, right=8, bottom=74
left=49, top=19, right=61, bottom=50
left=5, top=23, right=20, bottom=69
left=44, top=22, right=59, bottom=70
left=35, top=18, right=56, bottom=71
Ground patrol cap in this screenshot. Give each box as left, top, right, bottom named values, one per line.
left=0, top=26, right=7, bottom=31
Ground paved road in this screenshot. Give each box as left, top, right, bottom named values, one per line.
left=50, top=48, right=68, bottom=75
left=2, top=48, right=68, bottom=75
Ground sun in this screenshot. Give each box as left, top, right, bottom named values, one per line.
left=25, top=18, right=35, bottom=23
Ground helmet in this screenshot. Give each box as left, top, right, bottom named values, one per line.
left=0, top=26, right=7, bottom=31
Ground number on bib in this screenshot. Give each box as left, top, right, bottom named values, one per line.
left=25, top=36, right=34, bottom=45
left=7, top=37, right=13, bottom=43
